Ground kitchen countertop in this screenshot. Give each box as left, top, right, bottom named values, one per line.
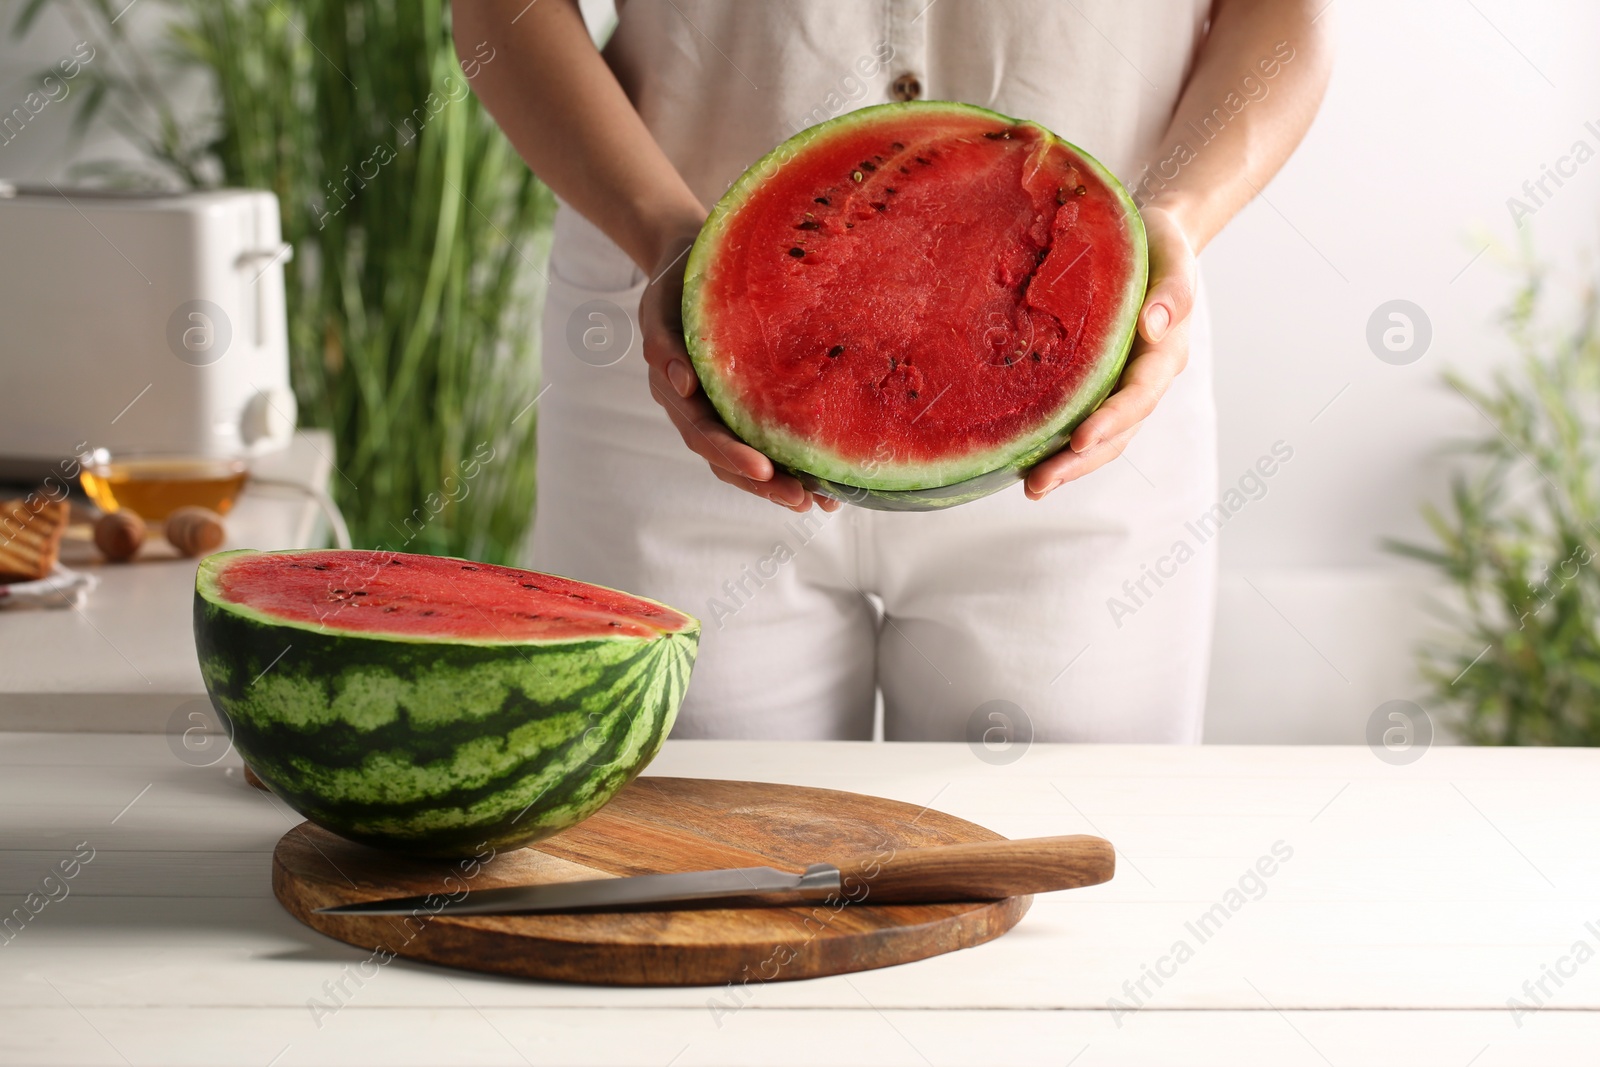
left=3, top=735, right=1596, bottom=1066
left=0, top=430, right=334, bottom=730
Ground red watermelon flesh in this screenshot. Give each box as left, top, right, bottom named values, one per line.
left=209, top=549, right=692, bottom=642
left=683, top=102, right=1146, bottom=510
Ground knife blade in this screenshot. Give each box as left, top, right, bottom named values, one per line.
left=317, top=863, right=842, bottom=916
left=314, top=833, right=1114, bottom=916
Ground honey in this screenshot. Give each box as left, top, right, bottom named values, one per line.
left=80, top=457, right=248, bottom=521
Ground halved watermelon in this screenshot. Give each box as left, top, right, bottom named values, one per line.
left=683, top=101, right=1147, bottom=510
left=194, top=549, right=698, bottom=857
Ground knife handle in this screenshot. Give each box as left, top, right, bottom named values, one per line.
left=829, top=834, right=1114, bottom=904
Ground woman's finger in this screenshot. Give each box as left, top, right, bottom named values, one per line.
left=1067, top=318, right=1189, bottom=452
left=648, top=368, right=776, bottom=481
left=709, top=464, right=814, bottom=510
left=646, top=360, right=818, bottom=506
left=1138, top=207, right=1197, bottom=345
left=1026, top=422, right=1143, bottom=497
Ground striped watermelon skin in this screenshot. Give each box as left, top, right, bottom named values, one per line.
left=194, top=552, right=697, bottom=858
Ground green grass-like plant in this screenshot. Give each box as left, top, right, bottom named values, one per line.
left=1387, top=261, right=1600, bottom=745
left=14, top=0, right=552, bottom=562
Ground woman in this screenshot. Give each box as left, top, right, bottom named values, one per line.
left=457, top=0, right=1332, bottom=741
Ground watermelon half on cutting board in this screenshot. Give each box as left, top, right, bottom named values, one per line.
left=194, top=549, right=698, bottom=857
left=683, top=101, right=1147, bottom=510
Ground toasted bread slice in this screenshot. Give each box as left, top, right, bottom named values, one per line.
left=0, top=496, right=69, bottom=582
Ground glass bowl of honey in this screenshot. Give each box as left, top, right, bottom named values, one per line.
left=78, top=450, right=249, bottom=522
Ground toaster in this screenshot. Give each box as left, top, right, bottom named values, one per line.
left=0, top=184, right=297, bottom=481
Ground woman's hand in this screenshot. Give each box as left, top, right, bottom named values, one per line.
left=1023, top=203, right=1197, bottom=500
left=640, top=233, right=842, bottom=513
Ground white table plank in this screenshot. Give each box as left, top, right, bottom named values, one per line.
left=1, top=734, right=1596, bottom=1064
left=7, top=1008, right=1599, bottom=1067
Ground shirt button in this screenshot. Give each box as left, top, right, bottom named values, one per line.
left=891, top=72, right=922, bottom=102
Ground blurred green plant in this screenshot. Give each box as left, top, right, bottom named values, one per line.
left=1387, top=259, right=1600, bottom=745
left=13, top=0, right=553, bottom=562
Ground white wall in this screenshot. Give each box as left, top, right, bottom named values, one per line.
left=6, top=1, right=1599, bottom=743
left=0, top=4, right=196, bottom=183
left=1197, top=0, right=1600, bottom=741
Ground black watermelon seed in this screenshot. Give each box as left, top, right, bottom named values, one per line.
left=860, top=160, right=877, bottom=171
left=312, top=564, right=328, bottom=571
left=1004, top=354, right=1016, bottom=366
left=1031, top=351, right=1041, bottom=362
left=461, top=564, right=478, bottom=570
left=814, top=196, right=830, bottom=205
left=984, top=130, right=1009, bottom=140
left=915, top=156, right=931, bottom=166
left=872, top=202, right=887, bottom=212
left=886, top=188, right=897, bottom=195
left=846, top=222, right=854, bottom=228
left=353, top=590, right=368, bottom=596
left=608, top=621, right=622, bottom=627
left=1056, top=187, right=1066, bottom=204
left=521, top=582, right=536, bottom=589
left=796, top=220, right=820, bottom=230
left=789, top=247, right=805, bottom=258
left=892, top=141, right=905, bottom=150
left=1075, top=185, right=1087, bottom=196
left=828, top=345, right=844, bottom=357
left=908, top=390, right=919, bottom=400
left=421, top=609, right=436, bottom=616
left=898, top=166, right=911, bottom=175
left=386, top=559, right=402, bottom=565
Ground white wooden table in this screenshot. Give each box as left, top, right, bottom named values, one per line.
left=1, top=734, right=1596, bottom=1065
left=0, top=431, right=332, bottom=730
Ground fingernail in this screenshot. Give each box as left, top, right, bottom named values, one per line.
left=667, top=360, right=695, bottom=397
left=1072, top=435, right=1100, bottom=454
left=1036, top=478, right=1061, bottom=497
left=1146, top=304, right=1170, bottom=339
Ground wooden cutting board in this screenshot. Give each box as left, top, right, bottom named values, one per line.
left=273, top=776, right=1032, bottom=986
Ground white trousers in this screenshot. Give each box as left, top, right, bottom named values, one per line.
left=529, top=207, right=1218, bottom=742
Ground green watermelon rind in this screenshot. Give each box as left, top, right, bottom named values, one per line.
left=682, top=100, right=1148, bottom=511
left=194, top=549, right=699, bottom=858
left=796, top=462, right=1029, bottom=513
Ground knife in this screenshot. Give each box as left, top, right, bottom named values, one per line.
left=315, top=834, right=1114, bottom=916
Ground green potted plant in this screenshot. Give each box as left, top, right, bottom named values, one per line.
left=1388, top=256, right=1600, bottom=745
